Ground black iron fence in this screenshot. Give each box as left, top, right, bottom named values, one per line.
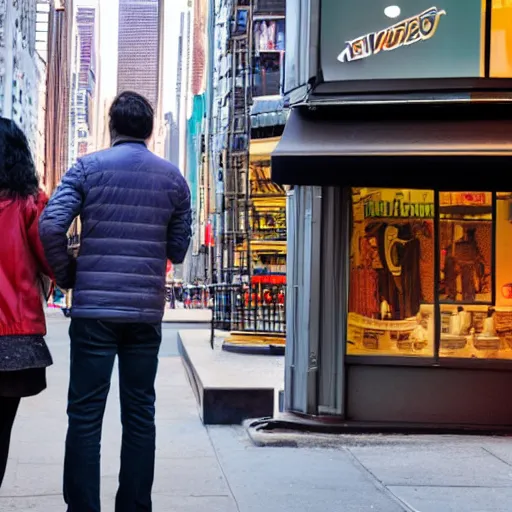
left=165, top=285, right=209, bottom=309
left=209, top=282, right=286, bottom=336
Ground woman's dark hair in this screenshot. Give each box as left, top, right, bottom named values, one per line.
left=109, top=91, right=154, bottom=140
left=0, top=117, right=38, bottom=198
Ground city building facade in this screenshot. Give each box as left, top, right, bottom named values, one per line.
left=0, top=0, right=41, bottom=155
left=274, top=0, right=512, bottom=428
left=204, top=0, right=287, bottom=286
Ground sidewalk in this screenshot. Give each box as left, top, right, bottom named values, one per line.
left=3, top=317, right=512, bottom=511
left=0, top=316, right=233, bottom=511
left=163, top=307, right=212, bottom=323
left=45, top=306, right=213, bottom=324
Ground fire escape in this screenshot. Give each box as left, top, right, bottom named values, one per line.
left=223, top=0, right=253, bottom=283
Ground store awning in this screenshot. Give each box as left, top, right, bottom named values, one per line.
left=271, top=102, right=512, bottom=189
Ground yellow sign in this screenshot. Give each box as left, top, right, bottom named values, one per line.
left=364, top=198, right=435, bottom=219
left=256, top=211, right=286, bottom=230
left=338, top=6, right=446, bottom=63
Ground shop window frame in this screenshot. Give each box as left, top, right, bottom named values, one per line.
left=344, top=189, right=512, bottom=368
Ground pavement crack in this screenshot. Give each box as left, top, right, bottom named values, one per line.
left=205, top=430, right=242, bottom=512
left=481, top=446, right=512, bottom=468
left=344, top=447, right=418, bottom=512
left=386, top=484, right=512, bottom=489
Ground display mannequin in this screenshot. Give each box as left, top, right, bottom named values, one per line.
left=482, top=307, right=496, bottom=337
left=380, top=296, right=391, bottom=320
left=450, top=306, right=471, bottom=335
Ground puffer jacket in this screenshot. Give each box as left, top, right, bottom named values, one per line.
left=39, top=140, right=192, bottom=323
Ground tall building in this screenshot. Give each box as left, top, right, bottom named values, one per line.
left=45, top=0, right=74, bottom=193
left=117, top=0, right=161, bottom=109
left=0, top=0, right=41, bottom=153
left=164, top=111, right=179, bottom=166
left=69, top=1, right=99, bottom=165
left=174, top=10, right=185, bottom=170
left=34, top=0, right=51, bottom=181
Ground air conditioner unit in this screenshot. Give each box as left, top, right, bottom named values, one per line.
left=254, top=0, right=285, bottom=15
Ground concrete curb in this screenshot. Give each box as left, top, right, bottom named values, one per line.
left=222, top=342, right=285, bottom=356
left=244, top=417, right=512, bottom=448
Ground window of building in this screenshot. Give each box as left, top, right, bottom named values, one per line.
left=348, top=189, right=512, bottom=361
left=347, top=188, right=435, bottom=357
left=252, top=18, right=285, bottom=97
left=441, top=192, right=512, bottom=360
left=438, top=192, right=494, bottom=358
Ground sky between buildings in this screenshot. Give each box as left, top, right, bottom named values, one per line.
left=99, top=0, right=184, bottom=115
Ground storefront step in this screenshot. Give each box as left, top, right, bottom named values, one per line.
left=178, top=330, right=283, bottom=425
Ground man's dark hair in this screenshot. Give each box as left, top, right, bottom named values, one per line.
left=0, top=117, right=38, bottom=198
left=109, top=91, right=154, bottom=140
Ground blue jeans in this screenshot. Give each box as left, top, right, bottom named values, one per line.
left=63, top=319, right=161, bottom=512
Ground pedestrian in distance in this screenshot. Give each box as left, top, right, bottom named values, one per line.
left=39, top=91, right=192, bottom=512
left=0, top=118, right=54, bottom=489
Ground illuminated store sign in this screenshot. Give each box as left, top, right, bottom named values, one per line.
left=364, top=198, right=435, bottom=219
left=338, top=6, right=447, bottom=63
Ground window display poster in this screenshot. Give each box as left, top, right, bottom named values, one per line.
left=348, top=188, right=436, bottom=357
left=320, top=0, right=483, bottom=82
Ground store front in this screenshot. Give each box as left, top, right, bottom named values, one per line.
left=274, top=0, right=512, bottom=427
left=245, top=137, right=287, bottom=278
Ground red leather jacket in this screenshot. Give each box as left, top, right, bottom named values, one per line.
left=0, top=191, right=53, bottom=336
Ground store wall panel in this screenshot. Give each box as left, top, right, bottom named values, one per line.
left=284, top=186, right=322, bottom=414
left=317, top=187, right=346, bottom=415
left=347, top=365, right=512, bottom=426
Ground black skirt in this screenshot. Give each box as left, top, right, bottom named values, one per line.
left=0, top=335, right=52, bottom=398
left=0, top=368, right=47, bottom=397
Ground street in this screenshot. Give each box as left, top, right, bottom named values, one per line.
left=3, top=316, right=512, bottom=511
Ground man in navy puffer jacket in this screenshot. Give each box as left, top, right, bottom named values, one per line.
left=39, top=91, right=191, bottom=512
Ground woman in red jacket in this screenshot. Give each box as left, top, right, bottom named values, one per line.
left=0, top=118, right=53, bottom=488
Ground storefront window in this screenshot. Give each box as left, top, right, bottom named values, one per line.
left=348, top=189, right=512, bottom=361
left=439, top=192, right=493, bottom=303
left=439, top=192, right=493, bottom=358
left=440, top=192, right=512, bottom=359
left=347, top=188, right=435, bottom=357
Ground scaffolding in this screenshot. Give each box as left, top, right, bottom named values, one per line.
left=222, top=0, right=253, bottom=284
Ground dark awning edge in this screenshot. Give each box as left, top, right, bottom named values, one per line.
left=271, top=103, right=512, bottom=190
